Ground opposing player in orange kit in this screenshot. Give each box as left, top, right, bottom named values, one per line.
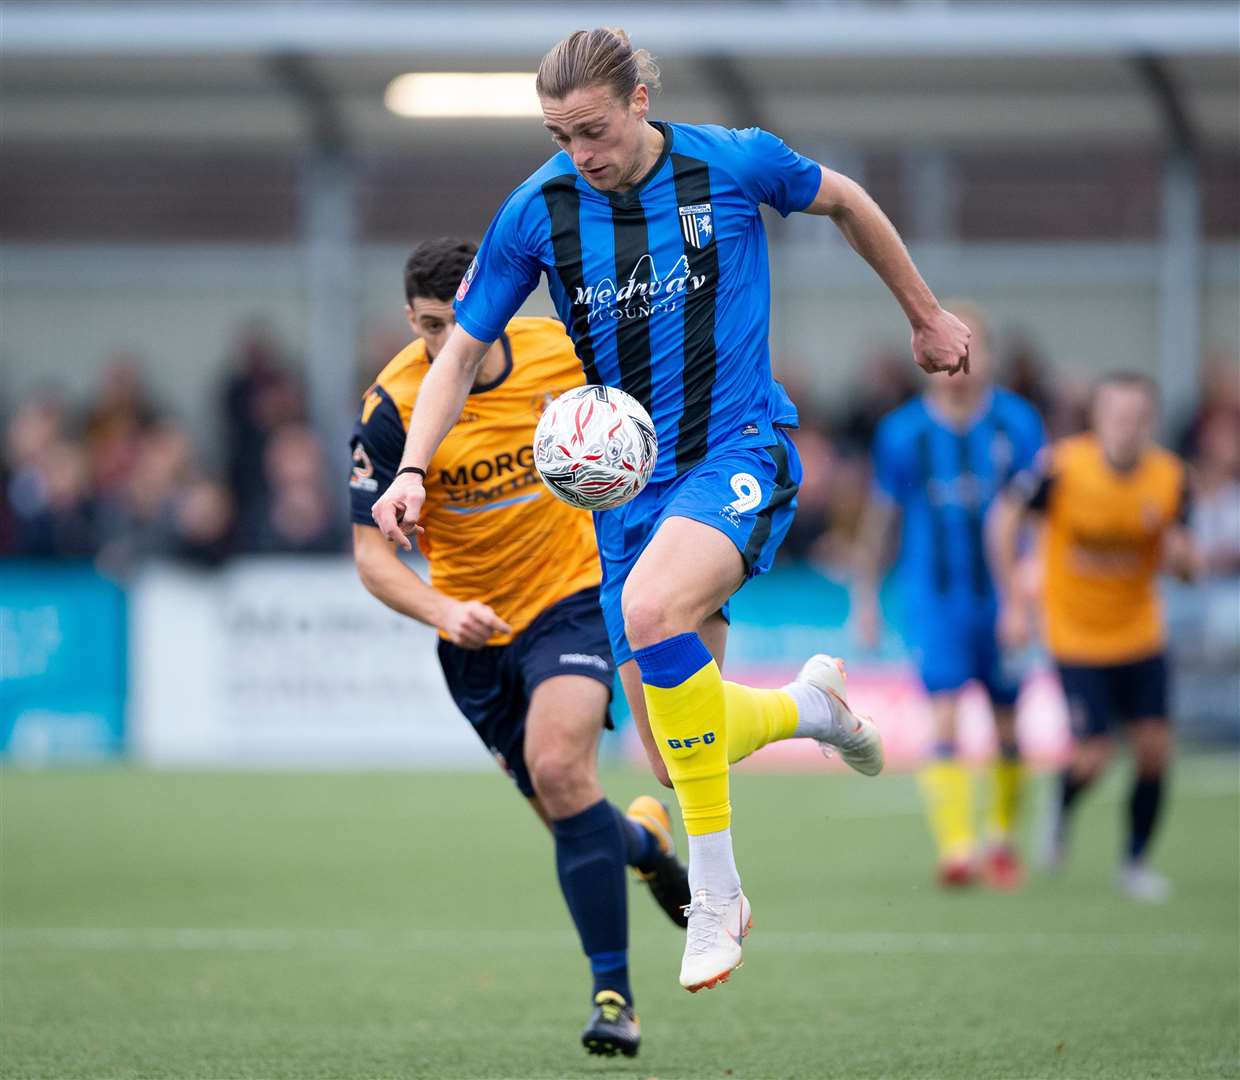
left=994, top=373, right=1201, bottom=902
left=351, top=237, right=690, bottom=1057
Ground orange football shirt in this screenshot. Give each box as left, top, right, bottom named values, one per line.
left=351, top=317, right=600, bottom=643
left=1038, top=434, right=1187, bottom=665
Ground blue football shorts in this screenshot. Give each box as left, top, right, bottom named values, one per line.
left=594, top=428, right=801, bottom=666
left=905, top=596, right=1020, bottom=706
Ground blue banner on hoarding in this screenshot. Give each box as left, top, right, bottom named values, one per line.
left=0, top=562, right=126, bottom=761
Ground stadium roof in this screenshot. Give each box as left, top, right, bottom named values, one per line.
left=2, top=2, right=1237, bottom=150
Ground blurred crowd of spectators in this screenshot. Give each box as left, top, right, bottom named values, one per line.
left=2, top=324, right=1238, bottom=581
left=0, top=326, right=347, bottom=570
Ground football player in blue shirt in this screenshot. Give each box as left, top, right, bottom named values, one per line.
left=853, top=303, right=1045, bottom=890
left=373, top=27, right=970, bottom=1001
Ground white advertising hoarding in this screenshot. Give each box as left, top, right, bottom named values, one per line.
left=130, top=557, right=490, bottom=768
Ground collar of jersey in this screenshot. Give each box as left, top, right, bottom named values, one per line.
left=602, top=120, right=673, bottom=208
left=427, top=332, right=513, bottom=394
left=921, top=386, right=996, bottom=435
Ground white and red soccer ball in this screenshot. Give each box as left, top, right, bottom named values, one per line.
left=533, top=385, right=658, bottom=511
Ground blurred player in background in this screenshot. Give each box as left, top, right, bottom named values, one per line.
left=854, top=303, right=1045, bottom=888
left=351, top=237, right=691, bottom=1057
left=372, top=28, right=970, bottom=993
left=994, top=373, right=1200, bottom=902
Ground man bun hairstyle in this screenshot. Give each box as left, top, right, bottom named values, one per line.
left=404, top=237, right=478, bottom=304
left=536, top=27, right=661, bottom=102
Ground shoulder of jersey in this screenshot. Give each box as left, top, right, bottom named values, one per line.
left=665, top=120, right=746, bottom=148
left=993, top=388, right=1044, bottom=432
left=512, top=153, right=579, bottom=199
left=664, top=121, right=764, bottom=182
left=993, top=385, right=1034, bottom=415
left=882, top=396, right=927, bottom=436
left=504, top=321, right=581, bottom=402
left=1147, top=443, right=1186, bottom=480
left=505, top=315, right=572, bottom=346
left=1051, top=433, right=1098, bottom=474
left=369, top=339, right=428, bottom=408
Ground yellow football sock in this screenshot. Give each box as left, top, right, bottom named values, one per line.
left=639, top=638, right=731, bottom=837
left=987, top=758, right=1024, bottom=841
left=723, top=682, right=799, bottom=764
left=918, top=760, right=975, bottom=860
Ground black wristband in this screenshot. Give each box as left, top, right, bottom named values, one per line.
left=396, top=466, right=427, bottom=480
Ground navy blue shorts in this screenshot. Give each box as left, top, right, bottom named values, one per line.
left=906, top=597, right=1020, bottom=706
left=1057, top=653, right=1169, bottom=739
left=595, top=430, right=801, bottom=665
left=437, top=586, right=615, bottom=797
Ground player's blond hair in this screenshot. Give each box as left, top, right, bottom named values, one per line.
left=536, top=27, right=661, bottom=102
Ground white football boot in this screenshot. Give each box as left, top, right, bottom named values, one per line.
left=1117, top=862, right=1172, bottom=904
left=679, top=889, right=752, bottom=992
left=793, top=654, right=885, bottom=776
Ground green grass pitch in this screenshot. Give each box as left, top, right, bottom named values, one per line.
left=2, top=756, right=1237, bottom=1079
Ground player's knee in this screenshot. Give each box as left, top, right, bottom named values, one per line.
left=527, top=748, right=587, bottom=805
left=621, top=589, right=687, bottom=651
left=1132, top=725, right=1171, bottom=775
left=1075, top=739, right=1112, bottom=781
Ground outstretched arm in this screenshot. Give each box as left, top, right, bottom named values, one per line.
left=803, top=167, right=970, bottom=377
left=352, top=524, right=511, bottom=648
left=371, top=325, right=490, bottom=549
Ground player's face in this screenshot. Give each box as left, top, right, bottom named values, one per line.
left=1093, top=383, right=1156, bottom=468
left=540, top=83, right=650, bottom=192
left=407, top=297, right=455, bottom=358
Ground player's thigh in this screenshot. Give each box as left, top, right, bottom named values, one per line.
left=1057, top=662, right=1114, bottom=742
left=437, top=639, right=534, bottom=798
left=910, top=606, right=973, bottom=702
left=973, top=608, right=1021, bottom=717
left=621, top=515, right=744, bottom=649
left=1118, top=654, right=1172, bottom=773
left=515, top=585, right=616, bottom=787
left=621, top=435, right=800, bottom=651
left=621, top=612, right=728, bottom=787
left=524, top=675, right=610, bottom=817
left=524, top=674, right=611, bottom=772
left=927, top=691, right=963, bottom=747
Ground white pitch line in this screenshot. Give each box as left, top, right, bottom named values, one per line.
left=1, top=927, right=1229, bottom=956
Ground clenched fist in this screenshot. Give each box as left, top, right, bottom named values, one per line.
left=912, top=307, right=971, bottom=376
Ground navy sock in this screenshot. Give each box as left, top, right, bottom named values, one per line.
left=1127, top=773, right=1165, bottom=861
left=611, top=804, right=658, bottom=872
left=1057, top=768, right=1089, bottom=837
left=552, top=798, right=632, bottom=1004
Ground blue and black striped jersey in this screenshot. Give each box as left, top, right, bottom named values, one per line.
left=453, top=121, right=823, bottom=482
left=872, top=389, right=1046, bottom=602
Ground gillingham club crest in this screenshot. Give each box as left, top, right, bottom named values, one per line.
left=678, top=202, right=713, bottom=249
